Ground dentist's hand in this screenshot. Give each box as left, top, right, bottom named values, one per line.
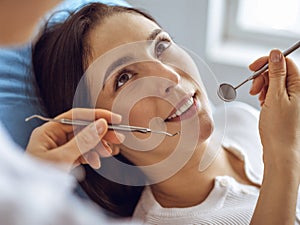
left=26, top=108, right=125, bottom=172
left=249, top=49, right=300, bottom=180
left=249, top=49, right=300, bottom=225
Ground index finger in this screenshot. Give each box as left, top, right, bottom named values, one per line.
left=40, top=108, right=122, bottom=138
left=249, top=56, right=268, bottom=71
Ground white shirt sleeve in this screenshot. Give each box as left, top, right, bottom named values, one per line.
left=0, top=123, right=134, bottom=225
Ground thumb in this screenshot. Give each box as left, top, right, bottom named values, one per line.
left=60, top=118, right=108, bottom=162
left=267, top=49, right=287, bottom=99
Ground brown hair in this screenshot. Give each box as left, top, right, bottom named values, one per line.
left=32, top=2, right=158, bottom=217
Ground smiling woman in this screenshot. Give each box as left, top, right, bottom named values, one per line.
left=28, top=2, right=300, bottom=224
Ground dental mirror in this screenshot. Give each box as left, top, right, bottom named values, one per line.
left=218, top=40, right=300, bottom=102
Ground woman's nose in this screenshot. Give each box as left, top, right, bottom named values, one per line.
left=150, top=62, right=181, bottom=95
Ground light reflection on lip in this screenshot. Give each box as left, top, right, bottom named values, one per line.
left=164, top=92, right=199, bottom=122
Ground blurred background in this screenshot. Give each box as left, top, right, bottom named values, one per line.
left=127, top=0, right=300, bottom=109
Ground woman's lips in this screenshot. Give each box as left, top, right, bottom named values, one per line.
left=165, top=93, right=200, bottom=122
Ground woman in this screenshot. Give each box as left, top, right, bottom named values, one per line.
left=27, top=3, right=300, bottom=224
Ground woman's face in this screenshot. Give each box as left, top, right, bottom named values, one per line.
left=86, top=12, right=214, bottom=167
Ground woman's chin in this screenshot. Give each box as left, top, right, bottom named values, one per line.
left=198, top=114, right=214, bottom=142
left=195, top=95, right=214, bottom=142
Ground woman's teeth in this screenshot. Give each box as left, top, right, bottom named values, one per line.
left=167, top=97, right=194, bottom=120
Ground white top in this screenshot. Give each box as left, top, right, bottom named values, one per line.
left=0, top=123, right=134, bottom=225
left=132, top=102, right=300, bottom=224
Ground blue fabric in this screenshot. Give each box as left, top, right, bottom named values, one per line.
left=0, top=0, right=129, bottom=149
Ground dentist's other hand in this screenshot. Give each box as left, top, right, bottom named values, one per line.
left=26, top=108, right=125, bottom=172
left=249, top=50, right=300, bottom=181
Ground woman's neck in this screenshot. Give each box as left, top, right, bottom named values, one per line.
left=149, top=146, right=244, bottom=208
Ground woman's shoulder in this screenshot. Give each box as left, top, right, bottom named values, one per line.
left=213, top=101, right=260, bottom=140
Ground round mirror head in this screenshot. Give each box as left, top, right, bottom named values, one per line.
left=217, top=83, right=236, bottom=102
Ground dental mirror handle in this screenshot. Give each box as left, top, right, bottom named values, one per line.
left=234, top=40, right=300, bottom=89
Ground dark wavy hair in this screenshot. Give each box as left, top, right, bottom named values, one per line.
left=32, top=2, right=158, bottom=217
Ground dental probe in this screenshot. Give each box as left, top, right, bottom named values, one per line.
left=25, top=114, right=180, bottom=137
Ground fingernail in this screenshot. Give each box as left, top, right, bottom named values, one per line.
left=97, top=159, right=101, bottom=169
left=249, top=80, right=255, bottom=94
left=116, top=132, right=126, bottom=142
left=93, top=160, right=101, bottom=169
left=95, top=119, right=106, bottom=135
left=111, top=113, right=122, bottom=124
left=102, top=140, right=113, bottom=154
left=87, top=154, right=101, bottom=169
left=270, top=50, right=282, bottom=63
left=248, top=62, right=254, bottom=71
left=249, top=85, right=254, bottom=94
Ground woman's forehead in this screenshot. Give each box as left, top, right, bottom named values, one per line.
left=88, top=13, right=160, bottom=60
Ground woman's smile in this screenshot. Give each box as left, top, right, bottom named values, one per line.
left=165, top=92, right=200, bottom=122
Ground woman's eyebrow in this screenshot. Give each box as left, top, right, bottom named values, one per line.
left=147, top=28, right=162, bottom=41
left=103, top=29, right=162, bottom=83
left=104, top=56, right=133, bottom=81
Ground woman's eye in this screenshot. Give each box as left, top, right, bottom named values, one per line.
left=155, top=40, right=171, bottom=58
left=115, top=72, right=134, bottom=90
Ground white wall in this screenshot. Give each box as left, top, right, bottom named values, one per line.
left=126, top=0, right=260, bottom=108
